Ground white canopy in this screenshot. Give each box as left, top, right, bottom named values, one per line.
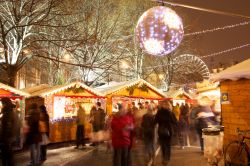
left=22, top=81, right=104, bottom=97
left=0, top=82, right=30, bottom=97
left=211, top=59, right=250, bottom=81
left=95, top=79, right=166, bottom=97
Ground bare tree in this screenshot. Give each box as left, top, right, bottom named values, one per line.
left=0, top=0, right=63, bottom=86
left=61, top=0, right=129, bottom=85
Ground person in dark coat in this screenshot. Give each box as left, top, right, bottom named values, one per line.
left=0, top=97, right=18, bottom=166
left=25, top=103, right=42, bottom=166
left=154, top=100, right=177, bottom=166
left=141, top=105, right=155, bottom=163
left=90, top=102, right=105, bottom=146
left=75, top=104, right=86, bottom=149
left=39, top=105, right=49, bottom=161
left=178, top=103, right=189, bottom=149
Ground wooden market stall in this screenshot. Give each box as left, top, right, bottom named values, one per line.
left=165, top=88, right=194, bottom=106
left=212, top=59, right=250, bottom=146
left=0, top=82, right=30, bottom=149
left=23, top=82, right=105, bottom=143
left=95, top=79, right=166, bottom=114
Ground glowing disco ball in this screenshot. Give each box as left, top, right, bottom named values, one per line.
left=135, top=6, right=184, bottom=56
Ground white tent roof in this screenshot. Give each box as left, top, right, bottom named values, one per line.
left=95, top=79, right=166, bottom=97
left=23, top=82, right=104, bottom=97
left=165, top=88, right=193, bottom=99
left=0, top=82, right=30, bottom=97
left=211, top=59, right=250, bottom=81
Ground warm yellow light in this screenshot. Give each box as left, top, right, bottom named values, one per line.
left=121, top=61, right=129, bottom=69
left=159, top=74, right=164, bottom=79
left=64, top=54, right=70, bottom=61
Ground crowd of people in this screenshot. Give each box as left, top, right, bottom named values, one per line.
left=106, top=98, right=219, bottom=166
left=0, top=97, right=50, bottom=166
left=107, top=100, right=178, bottom=166
left=0, top=96, right=219, bottom=166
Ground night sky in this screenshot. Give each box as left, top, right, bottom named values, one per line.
left=164, top=0, right=250, bottom=69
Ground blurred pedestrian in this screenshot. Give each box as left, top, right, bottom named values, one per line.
left=131, top=102, right=138, bottom=113
left=154, top=100, right=177, bottom=166
left=141, top=105, right=155, bottom=164
left=194, top=97, right=216, bottom=151
left=26, top=103, right=42, bottom=166
left=96, top=101, right=106, bottom=131
left=126, top=103, right=135, bottom=166
left=90, top=102, right=106, bottom=146
left=134, top=103, right=146, bottom=140
left=104, top=113, right=113, bottom=153
left=39, top=105, right=49, bottom=162
left=0, top=97, right=18, bottom=166
left=111, top=103, right=134, bottom=166
left=178, top=103, right=189, bottom=149
left=76, top=104, right=86, bottom=149
left=172, top=103, right=180, bottom=121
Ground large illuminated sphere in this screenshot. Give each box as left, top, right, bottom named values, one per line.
left=135, top=6, right=184, bottom=56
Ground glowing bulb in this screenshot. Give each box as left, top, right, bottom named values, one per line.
left=159, top=74, right=164, bottom=79
left=144, top=38, right=165, bottom=55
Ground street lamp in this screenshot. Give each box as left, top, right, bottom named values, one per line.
left=64, top=53, right=71, bottom=62
left=159, top=74, right=164, bottom=80
left=121, top=61, right=129, bottom=69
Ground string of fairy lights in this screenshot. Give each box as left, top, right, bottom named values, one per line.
left=184, top=21, right=250, bottom=36
left=143, top=42, right=250, bottom=69
left=200, top=43, right=250, bottom=59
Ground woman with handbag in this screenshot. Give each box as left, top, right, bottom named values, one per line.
left=39, top=105, right=50, bottom=162
left=154, top=100, right=177, bottom=166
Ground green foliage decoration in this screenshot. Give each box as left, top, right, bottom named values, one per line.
left=126, top=83, right=148, bottom=95
left=65, top=85, right=85, bottom=94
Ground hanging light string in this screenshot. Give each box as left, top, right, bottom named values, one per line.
left=185, top=21, right=250, bottom=36
left=200, top=43, right=250, bottom=59
left=152, top=0, right=250, bottom=19
left=143, top=43, right=250, bottom=69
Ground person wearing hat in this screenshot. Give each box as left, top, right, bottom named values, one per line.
left=0, top=97, right=18, bottom=166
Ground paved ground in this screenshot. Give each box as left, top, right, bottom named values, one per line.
left=0, top=142, right=224, bottom=166
left=64, top=144, right=211, bottom=166
left=8, top=143, right=95, bottom=166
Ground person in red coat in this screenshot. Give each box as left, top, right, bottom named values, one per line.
left=111, top=103, right=134, bottom=166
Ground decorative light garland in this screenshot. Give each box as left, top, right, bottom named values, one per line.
left=153, top=0, right=250, bottom=19
left=201, top=43, right=250, bottom=59
left=144, top=43, right=250, bottom=69
left=50, top=117, right=77, bottom=124
left=185, top=21, right=250, bottom=36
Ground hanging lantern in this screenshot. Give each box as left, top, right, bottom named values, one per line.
left=135, top=6, right=184, bottom=56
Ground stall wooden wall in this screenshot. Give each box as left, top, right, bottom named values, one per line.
left=25, top=97, right=45, bottom=114
left=221, top=79, right=250, bottom=146
left=49, top=121, right=77, bottom=143
left=49, top=120, right=92, bottom=143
